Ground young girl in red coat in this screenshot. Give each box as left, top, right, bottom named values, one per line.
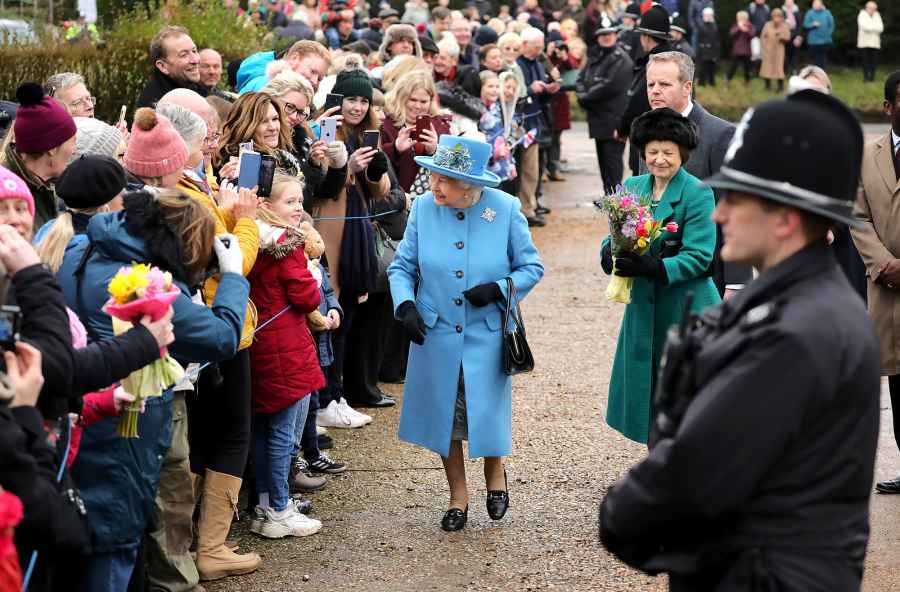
left=248, top=175, right=326, bottom=539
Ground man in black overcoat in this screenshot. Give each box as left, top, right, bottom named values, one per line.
left=576, top=18, right=633, bottom=195
left=600, top=91, right=881, bottom=592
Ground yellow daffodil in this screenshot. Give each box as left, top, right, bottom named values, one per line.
left=636, top=237, right=649, bottom=250
left=107, top=263, right=152, bottom=304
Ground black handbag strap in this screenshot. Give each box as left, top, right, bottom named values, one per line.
left=503, top=277, right=526, bottom=336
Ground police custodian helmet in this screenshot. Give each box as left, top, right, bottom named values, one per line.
left=705, top=89, right=864, bottom=227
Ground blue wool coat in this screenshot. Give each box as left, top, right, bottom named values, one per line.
left=60, top=212, right=249, bottom=552
left=388, top=188, right=544, bottom=458
left=603, top=168, right=721, bottom=444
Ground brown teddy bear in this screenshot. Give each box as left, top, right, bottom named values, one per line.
left=300, top=221, right=330, bottom=332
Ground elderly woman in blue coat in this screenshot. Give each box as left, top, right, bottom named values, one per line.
left=388, top=135, right=544, bottom=532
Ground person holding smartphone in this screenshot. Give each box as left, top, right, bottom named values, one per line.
left=381, top=70, right=450, bottom=194
left=311, top=70, right=403, bottom=425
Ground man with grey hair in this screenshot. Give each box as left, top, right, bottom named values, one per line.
left=44, top=72, right=95, bottom=118
left=644, top=50, right=751, bottom=297
left=158, top=88, right=220, bottom=186
left=433, top=35, right=461, bottom=82
left=198, top=48, right=223, bottom=93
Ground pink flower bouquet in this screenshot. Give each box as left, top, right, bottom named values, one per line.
left=103, top=264, right=184, bottom=438
left=598, top=187, right=679, bottom=304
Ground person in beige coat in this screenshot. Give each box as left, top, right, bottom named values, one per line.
left=759, top=9, right=792, bottom=92
left=851, top=69, right=900, bottom=494
left=857, top=1, right=883, bottom=82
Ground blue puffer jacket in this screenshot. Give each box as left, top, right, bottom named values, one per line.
left=63, top=211, right=250, bottom=553
left=236, top=50, right=275, bottom=93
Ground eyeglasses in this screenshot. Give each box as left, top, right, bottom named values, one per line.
left=282, top=103, right=310, bottom=120
left=70, top=96, right=97, bottom=108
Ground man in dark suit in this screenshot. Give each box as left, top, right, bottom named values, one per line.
left=641, top=50, right=753, bottom=296
left=616, top=5, right=673, bottom=176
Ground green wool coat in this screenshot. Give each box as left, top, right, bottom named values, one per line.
left=604, top=168, right=721, bottom=444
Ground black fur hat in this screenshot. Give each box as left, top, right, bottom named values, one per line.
left=629, top=107, right=699, bottom=154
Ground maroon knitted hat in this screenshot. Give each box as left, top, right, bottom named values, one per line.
left=13, top=82, right=76, bottom=154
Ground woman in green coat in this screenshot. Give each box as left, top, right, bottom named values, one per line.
left=601, top=108, right=721, bottom=444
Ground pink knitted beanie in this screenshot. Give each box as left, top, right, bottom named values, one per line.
left=123, top=108, right=189, bottom=179
left=0, top=165, right=35, bottom=217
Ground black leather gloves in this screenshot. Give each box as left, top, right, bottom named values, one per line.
left=463, top=282, right=503, bottom=307
left=601, top=242, right=613, bottom=275
left=397, top=300, right=427, bottom=345
left=614, top=251, right=668, bottom=284
left=366, top=151, right=389, bottom=182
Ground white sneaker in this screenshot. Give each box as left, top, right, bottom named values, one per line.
left=249, top=505, right=265, bottom=535
left=338, top=398, right=372, bottom=426
left=259, top=506, right=322, bottom=538
left=316, top=400, right=352, bottom=428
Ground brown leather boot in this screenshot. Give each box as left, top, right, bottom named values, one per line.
left=195, top=470, right=261, bottom=581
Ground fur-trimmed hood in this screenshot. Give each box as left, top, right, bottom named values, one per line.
left=120, top=191, right=195, bottom=286
left=256, top=220, right=306, bottom=259
left=378, top=24, right=423, bottom=64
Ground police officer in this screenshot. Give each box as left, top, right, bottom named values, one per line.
left=599, top=90, right=881, bottom=591
left=576, top=17, right=633, bottom=195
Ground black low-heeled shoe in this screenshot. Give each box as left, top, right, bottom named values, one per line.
left=440, top=505, right=468, bottom=531
left=486, top=471, right=509, bottom=521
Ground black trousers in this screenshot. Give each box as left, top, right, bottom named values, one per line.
left=322, top=290, right=360, bottom=407
left=698, top=60, right=717, bottom=86
left=343, top=291, right=393, bottom=404
left=187, top=349, right=252, bottom=477
left=889, top=375, right=900, bottom=454
left=594, top=138, right=625, bottom=195
left=861, top=48, right=879, bottom=82
left=300, top=388, right=321, bottom=459
left=727, top=56, right=752, bottom=82
left=547, top=130, right=563, bottom=175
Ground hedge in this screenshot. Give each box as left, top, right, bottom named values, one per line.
left=0, top=0, right=266, bottom=122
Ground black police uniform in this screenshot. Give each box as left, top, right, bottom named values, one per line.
left=599, top=90, right=881, bottom=592
left=600, top=242, right=880, bottom=591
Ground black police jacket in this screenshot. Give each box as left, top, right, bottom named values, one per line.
left=600, top=241, right=880, bottom=591
left=576, top=44, right=633, bottom=140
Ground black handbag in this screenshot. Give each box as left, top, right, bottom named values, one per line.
left=502, top=277, right=534, bottom=375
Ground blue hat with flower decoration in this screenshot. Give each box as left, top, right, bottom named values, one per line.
left=414, top=134, right=501, bottom=188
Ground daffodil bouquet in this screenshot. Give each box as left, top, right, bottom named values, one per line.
left=598, top=187, right=678, bottom=304
left=104, top=264, right=184, bottom=438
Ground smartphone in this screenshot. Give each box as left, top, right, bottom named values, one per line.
left=117, top=105, right=127, bottom=126
left=319, top=117, right=338, bottom=144
left=257, top=154, right=276, bottom=198
left=414, top=115, right=430, bottom=141
left=0, top=305, right=21, bottom=352
left=324, top=93, right=344, bottom=112
left=362, top=129, right=380, bottom=150
left=237, top=151, right=261, bottom=190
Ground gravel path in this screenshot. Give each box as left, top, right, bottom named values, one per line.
left=207, top=123, right=899, bottom=592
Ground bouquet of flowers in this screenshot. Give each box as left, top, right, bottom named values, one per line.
left=598, top=187, right=678, bottom=304
left=104, top=264, right=184, bottom=438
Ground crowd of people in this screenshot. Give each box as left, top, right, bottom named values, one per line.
left=0, top=0, right=896, bottom=591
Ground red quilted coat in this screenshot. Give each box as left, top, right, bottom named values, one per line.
left=248, top=226, right=324, bottom=414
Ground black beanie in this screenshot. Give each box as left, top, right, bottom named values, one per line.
left=331, top=69, right=374, bottom=103
left=56, top=154, right=127, bottom=210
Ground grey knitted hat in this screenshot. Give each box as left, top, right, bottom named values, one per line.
left=72, top=116, right=124, bottom=162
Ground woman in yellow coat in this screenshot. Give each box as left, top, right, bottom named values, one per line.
left=159, top=101, right=264, bottom=580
